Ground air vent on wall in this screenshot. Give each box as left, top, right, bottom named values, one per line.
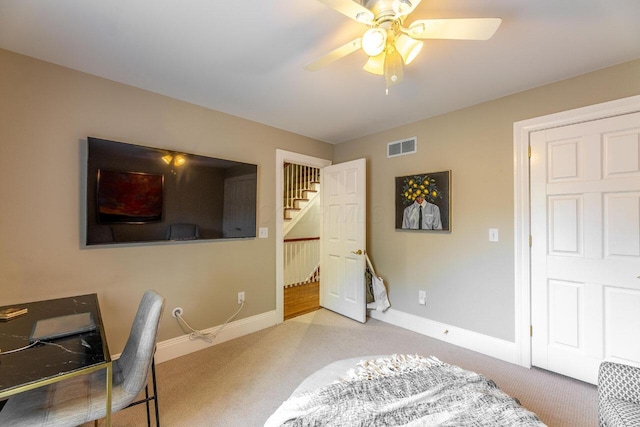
left=387, top=137, right=417, bottom=158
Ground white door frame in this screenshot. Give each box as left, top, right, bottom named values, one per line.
left=513, top=94, right=640, bottom=368
left=275, top=149, right=331, bottom=323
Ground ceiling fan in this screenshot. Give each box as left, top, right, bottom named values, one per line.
left=307, top=0, right=502, bottom=93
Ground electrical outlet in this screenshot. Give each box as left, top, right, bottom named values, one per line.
left=172, top=307, right=183, bottom=318
left=418, top=291, right=426, bottom=305
left=237, top=291, right=245, bottom=305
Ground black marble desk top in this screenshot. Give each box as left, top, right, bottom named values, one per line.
left=0, top=294, right=110, bottom=397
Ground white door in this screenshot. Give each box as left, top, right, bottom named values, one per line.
left=531, top=112, right=640, bottom=384
left=321, top=158, right=367, bottom=323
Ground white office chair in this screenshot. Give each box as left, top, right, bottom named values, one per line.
left=0, top=290, right=165, bottom=427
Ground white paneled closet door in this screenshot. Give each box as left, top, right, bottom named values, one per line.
left=531, top=112, right=640, bottom=384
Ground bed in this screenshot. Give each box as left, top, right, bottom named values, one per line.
left=265, top=354, right=546, bottom=426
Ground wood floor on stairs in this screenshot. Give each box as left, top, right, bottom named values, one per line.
left=284, top=281, right=320, bottom=320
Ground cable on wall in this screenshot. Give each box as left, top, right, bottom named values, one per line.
left=174, top=302, right=245, bottom=343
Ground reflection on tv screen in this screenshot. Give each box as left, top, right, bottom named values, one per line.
left=85, top=137, right=257, bottom=245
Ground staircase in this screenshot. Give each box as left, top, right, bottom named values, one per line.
left=284, top=163, right=320, bottom=232
left=283, top=163, right=321, bottom=290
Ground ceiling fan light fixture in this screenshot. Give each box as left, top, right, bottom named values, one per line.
left=363, top=52, right=386, bottom=75
left=395, top=34, right=423, bottom=64
left=308, top=0, right=502, bottom=93
left=362, top=28, right=387, bottom=57
left=162, top=152, right=186, bottom=167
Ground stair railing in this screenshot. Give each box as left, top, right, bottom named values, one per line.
left=284, top=237, right=320, bottom=287
left=284, top=163, right=320, bottom=211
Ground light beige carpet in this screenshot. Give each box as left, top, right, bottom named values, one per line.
left=93, top=309, right=597, bottom=426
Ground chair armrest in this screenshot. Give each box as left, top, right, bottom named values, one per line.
left=599, top=362, right=640, bottom=404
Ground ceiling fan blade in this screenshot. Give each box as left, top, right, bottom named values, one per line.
left=305, top=38, right=362, bottom=71
left=407, top=18, right=502, bottom=40
left=316, top=0, right=374, bottom=25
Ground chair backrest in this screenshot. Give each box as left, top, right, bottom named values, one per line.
left=116, top=290, right=165, bottom=394
left=167, top=223, right=199, bottom=241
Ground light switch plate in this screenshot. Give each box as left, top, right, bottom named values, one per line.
left=418, top=290, right=427, bottom=305
left=489, top=228, right=499, bottom=242
left=258, top=227, right=268, bottom=238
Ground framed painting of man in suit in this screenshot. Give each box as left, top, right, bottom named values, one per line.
left=395, top=170, right=451, bottom=231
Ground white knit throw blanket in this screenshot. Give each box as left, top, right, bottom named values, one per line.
left=343, top=354, right=442, bottom=382
left=265, top=354, right=546, bottom=427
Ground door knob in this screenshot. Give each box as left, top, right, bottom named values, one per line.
left=351, top=250, right=363, bottom=255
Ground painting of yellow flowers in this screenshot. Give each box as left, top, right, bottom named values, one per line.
left=395, top=170, right=450, bottom=231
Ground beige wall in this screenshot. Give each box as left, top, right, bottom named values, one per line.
left=3, top=45, right=639, bottom=352
left=334, top=59, right=640, bottom=342
left=0, top=48, right=333, bottom=352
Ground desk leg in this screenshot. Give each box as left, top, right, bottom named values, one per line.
left=106, top=362, right=113, bottom=427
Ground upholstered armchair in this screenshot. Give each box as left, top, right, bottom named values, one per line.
left=598, top=361, right=640, bottom=426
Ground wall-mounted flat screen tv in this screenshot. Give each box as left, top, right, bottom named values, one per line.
left=85, top=137, right=258, bottom=246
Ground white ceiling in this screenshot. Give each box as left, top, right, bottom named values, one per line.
left=1, top=0, right=639, bottom=144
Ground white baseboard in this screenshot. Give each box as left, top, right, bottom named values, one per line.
left=152, top=308, right=517, bottom=366
left=368, top=308, right=518, bottom=364
left=154, top=310, right=278, bottom=364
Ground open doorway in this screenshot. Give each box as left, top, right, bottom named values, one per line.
left=275, top=150, right=331, bottom=323
left=283, top=162, right=321, bottom=320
